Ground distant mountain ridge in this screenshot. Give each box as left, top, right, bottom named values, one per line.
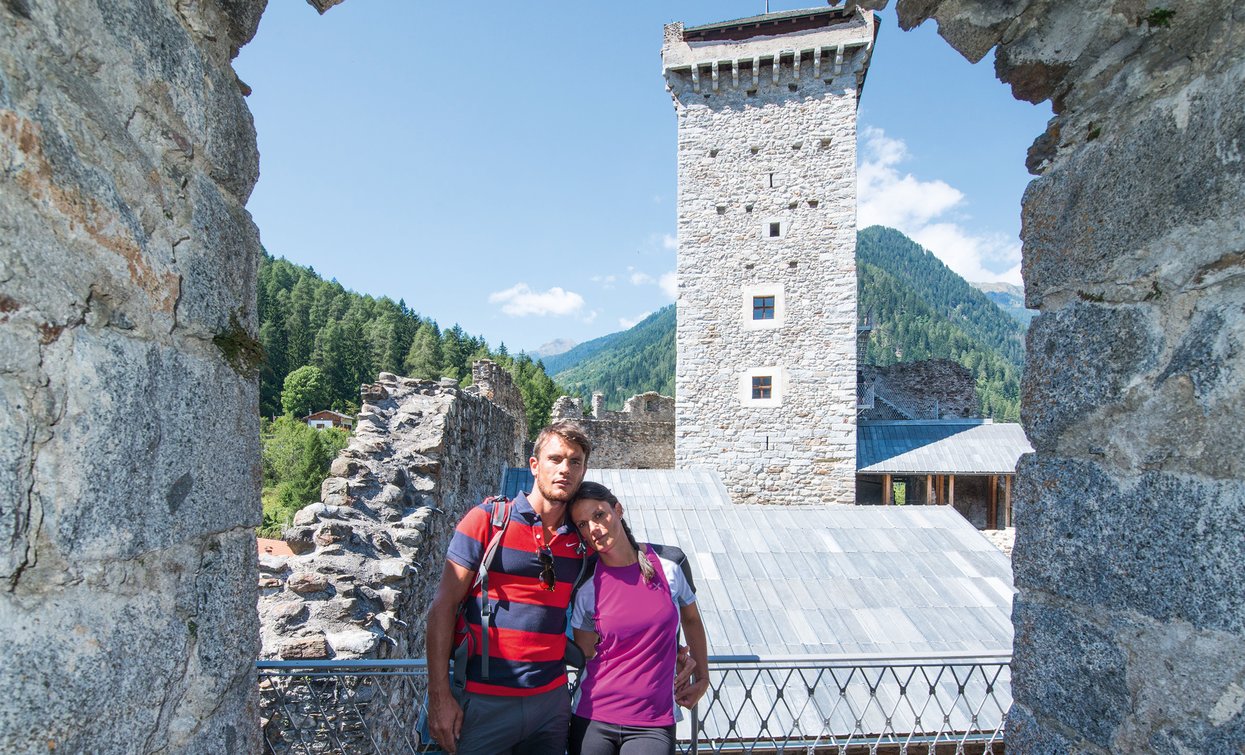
left=970, top=281, right=1036, bottom=326
left=550, top=227, right=1024, bottom=420
left=527, top=338, right=578, bottom=359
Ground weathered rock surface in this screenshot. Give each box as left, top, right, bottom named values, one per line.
left=256, top=370, right=524, bottom=661
left=1, top=1, right=263, bottom=752
left=862, top=0, right=1245, bottom=751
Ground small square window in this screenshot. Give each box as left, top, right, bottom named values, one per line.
left=752, top=376, right=773, bottom=400
left=752, top=296, right=775, bottom=320
left=768, top=222, right=781, bottom=237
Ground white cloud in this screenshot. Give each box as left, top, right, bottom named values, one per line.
left=619, top=311, right=652, bottom=329
left=857, top=126, right=1021, bottom=285
left=629, top=270, right=654, bottom=286
left=661, top=233, right=677, bottom=251
left=659, top=271, right=678, bottom=300
left=488, top=283, right=585, bottom=317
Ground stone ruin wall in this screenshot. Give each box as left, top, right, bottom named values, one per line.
left=859, top=359, right=978, bottom=420
left=257, top=369, right=524, bottom=749
left=2, top=0, right=1243, bottom=753
left=863, top=1, right=1245, bottom=751
left=1, top=2, right=266, bottom=753
left=470, top=358, right=528, bottom=462
left=551, top=392, right=675, bottom=469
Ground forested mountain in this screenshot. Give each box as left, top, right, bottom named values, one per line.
left=547, top=307, right=676, bottom=409
left=856, top=226, right=1024, bottom=420
left=256, top=253, right=563, bottom=437
left=549, top=227, right=1025, bottom=421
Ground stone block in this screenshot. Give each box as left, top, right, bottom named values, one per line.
left=280, top=635, right=329, bottom=660
left=1011, top=599, right=1127, bottom=745
left=1015, top=455, right=1245, bottom=633
left=287, top=572, right=330, bottom=596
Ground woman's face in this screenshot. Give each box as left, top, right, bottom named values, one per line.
left=571, top=497, right=625, bottom=556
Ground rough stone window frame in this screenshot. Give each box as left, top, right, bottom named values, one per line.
left=762, top=218, right=789, bottom=240
left=742, top=283, right=785, bottom=330
left=740, top=365, right=785, bottom=408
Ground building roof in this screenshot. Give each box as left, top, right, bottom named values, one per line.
left=682, top=5, right=852, bottom=41
left=303, top=410, right=353, bottom=422
left=498, top=468, right=1014, bottom=657
left=857, top=420, right=1032, bottom=475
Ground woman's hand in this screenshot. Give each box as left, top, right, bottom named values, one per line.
left=675, top=674, right=709, bottom=709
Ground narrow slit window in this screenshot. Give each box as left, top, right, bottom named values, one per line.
left=752, top=376, right=773, bottom=400
left=768, top=222, right=781, bottom=237
left=753, top=296, right=775, bottom=320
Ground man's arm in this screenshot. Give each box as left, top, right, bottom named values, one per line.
left=674, top=601, right=710, bottom=709
left=425, top=560, right=475, bottom=754
left=572, top=628, right=599, bottom=661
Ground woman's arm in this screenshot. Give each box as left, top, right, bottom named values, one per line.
left=573, top=627, right=599, bottom=661
left=674, top=601, right=710, bottom=709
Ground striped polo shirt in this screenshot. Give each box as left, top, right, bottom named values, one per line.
left=447, top=492, right=584, bottom=696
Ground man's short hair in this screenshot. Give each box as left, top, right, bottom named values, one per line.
left=532, top=421, right=592, bottom=464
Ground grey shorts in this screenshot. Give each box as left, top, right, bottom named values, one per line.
left=456, top=685, right=572, bottom=755
left=568, top=715, right=676, bottom=755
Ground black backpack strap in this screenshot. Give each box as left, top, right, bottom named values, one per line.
left=650, top=543, right=695, bottom=593
left=473, top=497, right=512, bottom=680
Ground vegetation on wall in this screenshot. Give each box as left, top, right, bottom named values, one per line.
left=259, top=416, right=349, bottom=537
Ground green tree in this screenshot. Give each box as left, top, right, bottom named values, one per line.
left=260, top=415, right=348, bottom=536
left=281, top=365, right=331, bottom=418
left=403, top=322, right=444, bottom=380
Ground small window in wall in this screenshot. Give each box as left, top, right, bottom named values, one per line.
left=740, top=365, right=784, bottom=407
left=751, top=375, right=773, bottom=399
left=762, top=219, right=787, bottom=240
left=742, top=284, right=784, bottom=330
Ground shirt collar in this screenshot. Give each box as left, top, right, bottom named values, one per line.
left=514, top=491, right=575, bottom=535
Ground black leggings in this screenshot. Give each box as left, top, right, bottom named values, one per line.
left=568, top=715, right=676, bottom=755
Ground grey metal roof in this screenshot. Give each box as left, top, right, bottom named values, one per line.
left=682, top=5, right=850, bottom=35
left=857, top=420, right=1033, bottom=475
left=498, top=468, right=1014, bottom=657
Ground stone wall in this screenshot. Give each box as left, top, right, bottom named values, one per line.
left=867, top=0, right=1245, bottom=751
left=664, top=10, right=874, bottom=505
left=859, top=359, right=978, bottom=420
left=257, top=370, right=522, bottom=749
left=469, top=358, right=528, bottom=462
left=1, top=2, right=264, bottom=752
left=551, top=391, right=675, bottom=469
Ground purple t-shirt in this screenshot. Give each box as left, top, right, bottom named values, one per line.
left=571, top=545, right=695, bottom=727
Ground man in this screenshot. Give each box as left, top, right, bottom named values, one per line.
left=425, top=421, right=592, bottom=754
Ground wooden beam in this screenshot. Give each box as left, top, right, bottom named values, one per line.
left=883, top=474, right=892, bottom=505
left=926, top=474, right=933, bottom=505
left=988, top=474, right=998, bottom=529
left=1004, top=475, right=1013, bottom=527
left=949, top=474, right=955, bottom=507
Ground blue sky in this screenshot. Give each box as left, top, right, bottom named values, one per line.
left=235, top=2, right=1050, bottom=354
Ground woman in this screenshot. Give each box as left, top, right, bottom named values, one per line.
left=568, top=481, right=710, bottom=755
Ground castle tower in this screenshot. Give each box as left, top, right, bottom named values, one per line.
left=663, top=6, right=877, bottom=504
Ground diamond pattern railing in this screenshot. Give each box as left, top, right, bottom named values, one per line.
left=258, top=653, right=1010, bottom=755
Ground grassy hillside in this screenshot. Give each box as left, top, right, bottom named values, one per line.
left=549, top=306, right=675, bottom=409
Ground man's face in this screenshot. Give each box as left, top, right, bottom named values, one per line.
left=570, top=497, right=625, bottom=557
left=529, top=434, right=587, bottom=505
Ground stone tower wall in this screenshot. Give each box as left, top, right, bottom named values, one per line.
left=865, top=0, right=1245, bottom=751
left=664, top=13, right=874, bottom=504
left=468, top=358, right=528, bottom=462
left=1, top=2, right=264, bottom=753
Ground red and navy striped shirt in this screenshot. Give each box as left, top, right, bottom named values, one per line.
left=446, top=492, right=584, bottom=696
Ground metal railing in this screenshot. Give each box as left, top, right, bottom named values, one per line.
left=258, top=653, right=1010, bottom=755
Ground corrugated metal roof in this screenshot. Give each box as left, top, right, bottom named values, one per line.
left=857, top=420, right=1033, bottom=475
left=496, top=468, right=1013, bottom=657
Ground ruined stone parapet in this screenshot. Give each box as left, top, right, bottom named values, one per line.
left=257, top=371, right=522, bottom=663
left=859, top=359, right=978, bottom=420
left=665, top=7, right=875, bottom=504
left=868, top=0, right=1245, bottom=751
left=465, top=359, right=528, bottom=463
left=1, top=2, right=264, bottom=752
left=552, top=392, right=675, bottom=469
